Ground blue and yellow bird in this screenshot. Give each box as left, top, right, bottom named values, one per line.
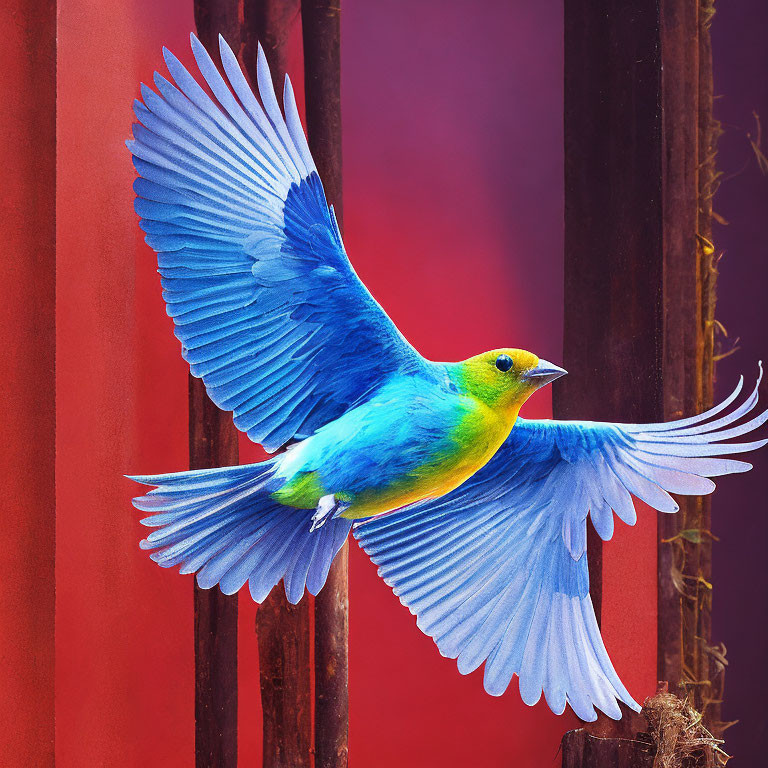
left=128, top=35, right=767, bottom=722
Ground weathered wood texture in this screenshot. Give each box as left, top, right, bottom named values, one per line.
left=302, top=0, right=344, bottom=227
left=560, top=0, right=718, bottom=762
left=243, top=0, right=301, bottom=92
left=658, top=0, right=719, bottom=723
left=562, top=690, right=725, bottom=767
left=245, top=5, right=313, bottom=768
left=561, top=702, right=655, bottom=767
left=193, top=0, right=241, bottom=54
left=657, top=0, right=700, bottom=704
left=561, top=730, right=654, bottom=768
left=0, top=0, right=56, bottom=763
left=301, top=2, right=349, bottom=767
left=694, top=0, right=721, bottom=728
left=558, top=0, right=665, bottom=625
left=190, top=6, right=241, bottom=766
left=257, top=596, right=312, bottom=768
left=190, top=376, right=240, bottom=768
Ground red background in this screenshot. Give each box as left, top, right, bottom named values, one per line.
left=6, top=0, right=764, bottom=765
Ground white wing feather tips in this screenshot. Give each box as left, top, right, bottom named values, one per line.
left=571, top=365, right=768, bottom=555
left=354, top=369, right=765, bottom=721
left=254, top=42, right=308, bottom=179
left=283, top=75, right=318, bottom=174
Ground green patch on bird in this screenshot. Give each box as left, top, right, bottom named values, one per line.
left=271, top=471, right=326, bottom=509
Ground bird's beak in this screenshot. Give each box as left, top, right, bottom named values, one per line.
left=523, top=359, right=567, bottom=388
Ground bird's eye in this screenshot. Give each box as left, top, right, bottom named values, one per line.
left=495, top=354, right=513, bottom=372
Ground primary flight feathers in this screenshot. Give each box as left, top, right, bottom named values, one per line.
left=128, top=33, right=423, bottom=452
left=128, top=34, right=767, bottom=723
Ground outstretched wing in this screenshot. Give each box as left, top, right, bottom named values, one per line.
left=355, top=369, right=767, bottom=721
left=128, top=34, right=426, bottom=451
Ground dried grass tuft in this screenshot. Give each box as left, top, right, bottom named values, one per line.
left=642, top=688, right=730, bottom=768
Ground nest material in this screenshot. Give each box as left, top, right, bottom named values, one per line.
left=642, top=691, right=730, bottom=768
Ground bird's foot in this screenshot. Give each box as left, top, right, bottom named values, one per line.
left=310, top=494, right=350, bottom=532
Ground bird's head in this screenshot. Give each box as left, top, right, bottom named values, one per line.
left=453, top=348, right=567, bottom=417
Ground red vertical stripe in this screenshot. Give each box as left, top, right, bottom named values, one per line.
left=55, top=1, right=194, bottom=764
left=0, top=1, right=56, bottom=764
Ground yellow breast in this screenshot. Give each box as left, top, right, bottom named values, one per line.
left=343, top=397, right=516, bottom=519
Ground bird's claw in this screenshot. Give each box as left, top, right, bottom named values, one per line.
left=310, top=494, right=349, bottom=531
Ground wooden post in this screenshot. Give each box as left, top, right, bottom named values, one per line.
left=0, top=0, right=56, bottom=764
left=244, top=4, right=314, bottom=768
left=556, top=0, right=664, bottom=623
left=191, top=4, right=241, bottom=766
left=659, top=0, right=720, bottom=725
left=657, top=0, right=701, bottom=707
left=559, top=0, right=718, bottom=763
left=193, top=0, right=241, bottom=55
left=190, top=380, right=240, bottom=768
left=561, top=730, right=654, bottom=768
left=694, top=0, right=720, bottom=728
left=243, top=0, right=301, bottom=89
left=301, top=3, right=349, bottom=767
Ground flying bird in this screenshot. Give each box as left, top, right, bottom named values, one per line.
left=128, top=34, right=767, bottom=722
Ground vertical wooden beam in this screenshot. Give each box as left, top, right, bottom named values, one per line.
left=0, top=0, right=56, bottom=764
left=244, top=4, right=313, bottom=768
left=301, top=3, right=348, bottom=768
left=190, top=380, right=239, bottom=768
left=243, top=0, right=301, bottom=89
left=560, top=0, right=719, bottom=763
left=255, top=596, right=311, bottom=768
left=557, top=0, right=664, bottom=629
left=194, top=0, right=241, bottom=55
left=658, top=0, right=720, bottom=724
left=657, top=0, right=701, bottom=703
left=694, top=0, right=720, bottom=728
left=191, top=5, right=241, bottom=766
left=302, top=0, right=344, bottom=227
left=561, top=730, right=654, bottom=768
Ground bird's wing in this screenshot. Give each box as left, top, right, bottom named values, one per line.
left=355, top=368, right=767, bottom=721
left=128, top=34, right=426, bottom=452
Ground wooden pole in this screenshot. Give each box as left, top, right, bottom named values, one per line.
left=659, top=0, right=720, bottom=728
left=191, top=4, right=241, bottom=766
left=556, top=0, right=665, bottom=625
left=657, top=0, right=701, bottom=705
left=190, top=379, right=240, bottom=768
left=0, top=0, right=56, bottom=763
left=301, top=4, right=348, bottom=767
left=695, top=0, right=721, bottom=730
left=243, top=5, right=313, bottom=768
left=559, top=0, right=718, bottom=763
left=194, top=0, right=241, bottom=55
left=243, top=0, right=301, bottom=89
left=255, top=596, right=311, bottom=768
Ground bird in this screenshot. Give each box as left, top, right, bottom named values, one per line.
left=127, top=33, right=767, bottom=722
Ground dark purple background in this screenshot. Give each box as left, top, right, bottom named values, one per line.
left=711, top=0, right=768, bottom=763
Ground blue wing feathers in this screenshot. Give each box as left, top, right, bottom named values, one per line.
left=356, top=371, right=766, bottom=720
left=132, top=460, right=351, bottom=603
left=130, top=35, right=424, bottom=451
left=130, top=35, right=768, bottom=720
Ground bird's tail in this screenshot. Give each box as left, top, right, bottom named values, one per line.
left=129, top=460, right=352, bottom=604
